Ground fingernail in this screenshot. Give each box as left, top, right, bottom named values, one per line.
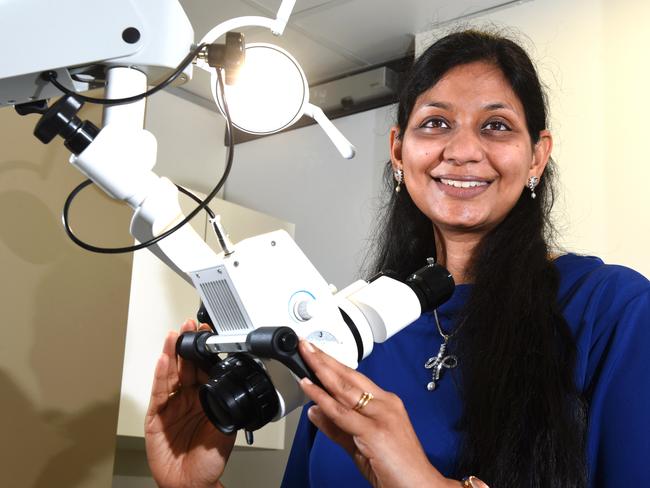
left=301, top=340, right=316, bottom=353
left=307, top=406, right=318, bottom=421
left=300, top=377, right=313, bottom=386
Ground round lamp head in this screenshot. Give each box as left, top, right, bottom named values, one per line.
left=211, top=43, right=309, bottom=135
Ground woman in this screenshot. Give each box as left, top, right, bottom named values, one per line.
left=145, top=30, right=650, bottom=487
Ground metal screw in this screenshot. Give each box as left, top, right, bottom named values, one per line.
left=271, top=241, right=276, bottom=247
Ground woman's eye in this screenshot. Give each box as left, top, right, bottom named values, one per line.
left=421, top=118, right=450, bottom=129
left=483, top=120, right=511, bottom=131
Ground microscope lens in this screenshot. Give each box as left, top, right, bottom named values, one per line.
left=199, top=354, right=279, bottom=435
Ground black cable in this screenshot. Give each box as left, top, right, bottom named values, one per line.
left=44, top=43, right=208, bottom=106
left=61, top=68, right=234, bottom=254
left=178, top=186, right=216, bottom=219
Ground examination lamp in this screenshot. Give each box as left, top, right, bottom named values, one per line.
left=213, top=43, right=307, bottom=135
left=196, top=7, right=356, bottom=159
left=210, top=43, right=355, bottom=159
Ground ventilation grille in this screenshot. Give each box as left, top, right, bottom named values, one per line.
left=200, top=278, right=252, bottom=333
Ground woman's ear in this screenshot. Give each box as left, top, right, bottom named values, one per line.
left=530, top=129, right=553, bottom=179
left=389, top=126, right=403, bottom=172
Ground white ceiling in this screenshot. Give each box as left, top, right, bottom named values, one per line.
left=178, top=0, right=520, bottom=101
left=181, top=0, right=518, bottom=82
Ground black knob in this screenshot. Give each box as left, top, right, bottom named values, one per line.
left=34, top=95, right=84, bottom=144
left=197, top=301, right=215, bottom=330
left=277, top=329, right=298, bottom=353
left=33, top=95, right=100, bottom=154
left=176, top=330, right=218, bottom=373
left=14, top=99, right=49, bottom=116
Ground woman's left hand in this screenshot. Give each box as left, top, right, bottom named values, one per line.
left=298, top=339, right=456, bottom=488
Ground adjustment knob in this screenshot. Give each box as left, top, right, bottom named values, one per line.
left=293, top=299, right=322, bottom=321
left=34, top=95, right=84, bottom=144
left=33, top=95, right=100, bottom=154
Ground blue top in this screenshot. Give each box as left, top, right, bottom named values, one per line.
left=281, top=254, right=650, bottom=487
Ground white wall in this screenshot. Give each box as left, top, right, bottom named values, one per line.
left=0, top=101, right=133, bottom=488
left=417, top=0, right=650, bottom=276
left=223, top=106, right=396, bottom=288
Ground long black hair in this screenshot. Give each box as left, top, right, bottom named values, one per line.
left=371, top=30, right=587, bottom=487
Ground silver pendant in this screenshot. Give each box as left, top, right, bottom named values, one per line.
left=424, top=340, right=458, bottom=391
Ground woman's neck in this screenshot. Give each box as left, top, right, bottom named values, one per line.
left=433, top=227, right=484, bottom=285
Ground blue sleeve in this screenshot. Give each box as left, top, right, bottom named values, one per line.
left=585, top=288, right=650, bottom=487
left=281, top=405, right=317, bottom=488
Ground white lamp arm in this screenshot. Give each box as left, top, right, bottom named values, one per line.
left=196, top=0, right=297, bottom=71
left=274, top=0, right=296, bottom=35
left=303, top=103, right=356, bottom=159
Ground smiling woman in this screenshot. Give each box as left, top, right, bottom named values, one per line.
left=144, top=29, right=650, bottom=488
left=389, top=61, right=552, bottom=262
left=280, top=30, right=650, bottom=488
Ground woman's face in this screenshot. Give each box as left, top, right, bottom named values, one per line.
left=390, top=61, right=552, bottom=237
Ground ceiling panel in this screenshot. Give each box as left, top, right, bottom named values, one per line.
left=180, top=0, right=367, bottom=84
left=292, top=0, right=516, bottom=66
left=179, top=0, right=261, bottom=41
left=244, top=28, right=364, bottom=82
left=178, top=0, right=527, bottom=99
left=246, top=0, right=348, bottom=16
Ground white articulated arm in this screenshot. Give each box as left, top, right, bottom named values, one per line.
left=62, top=1, right=299, bottom=282
left=69, top=67, right=221, bottom=283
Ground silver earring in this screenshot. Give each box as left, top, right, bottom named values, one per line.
left=394, top=168, right=404, bottom=193
left=527, top=176, right=539, bottom=199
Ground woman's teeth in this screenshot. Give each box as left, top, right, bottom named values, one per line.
left=439, top=178, right=488, bottom=188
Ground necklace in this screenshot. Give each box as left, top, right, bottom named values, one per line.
left=424, top=309, right=459, bottom=391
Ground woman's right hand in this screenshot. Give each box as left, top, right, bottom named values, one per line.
left=145, top=319, right=236, bottom=488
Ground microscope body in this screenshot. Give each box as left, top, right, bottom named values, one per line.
left=179, top=229, right=454, bottom=434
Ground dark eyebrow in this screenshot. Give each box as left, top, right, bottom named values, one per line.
left=483, top=102, right=516, bottom=112
left=423, top=101, right=452, bottom=110
left=420, top=101, right=518, bottom=114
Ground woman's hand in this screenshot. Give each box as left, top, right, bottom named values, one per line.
left=145, top=319, right=235, bottom=488
left=298, top=340, right=459, bottom=488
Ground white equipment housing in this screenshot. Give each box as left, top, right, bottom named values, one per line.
left=0, top=0, right=194, bottom=107
left=189, top=229, right=428, bottom=418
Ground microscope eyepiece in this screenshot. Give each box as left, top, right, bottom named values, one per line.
left=404, top=261, right=455, bottom=312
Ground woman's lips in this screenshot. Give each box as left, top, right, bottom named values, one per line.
left=432, top=176, right=492, bottom=198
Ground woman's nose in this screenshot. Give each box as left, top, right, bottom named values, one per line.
left=441, top=127, right=484, bottom=165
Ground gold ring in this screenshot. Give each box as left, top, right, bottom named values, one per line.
left=168, top=389, right=180, bottom=399
left=461, top=476, right=488, bottom=488
left=352, top=391, right=374, bottom=412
